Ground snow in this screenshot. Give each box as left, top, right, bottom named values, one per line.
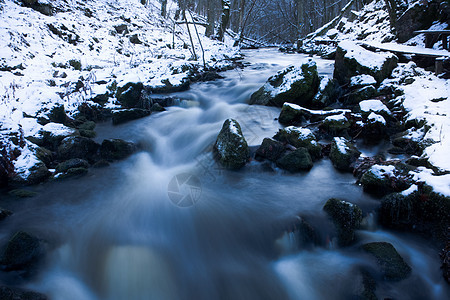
left=411, top=167, right=450, bottom=197
left=350, top=75, right=376, bottom=87
left=333, top=137, right=349, bottom=154
left=325, top=114, right=347, bottom=122
left=369, top=164, right=396, bottom=178
left=0, top=0, right=239, bottom=181
left=359, top=41, right=450, bottom=58
left=13, top=141, right=40, bottom=180
left=389, top=64, right=450, bottom=171
left=284, top=126, right=315, bottom=141
left=284, top=103, right=350, bottom=116
left=339, top=40, right=397, bottom=70
left=367, top=112, right=386, bottom=125
left=359, top=100, right=391, bottom=115
left=401, top=184, right=418, bottom=196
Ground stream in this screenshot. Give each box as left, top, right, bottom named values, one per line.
left=1, top=49, right=449, bottom=299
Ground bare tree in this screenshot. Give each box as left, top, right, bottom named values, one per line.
left=217, top=0, right=231, bottom=41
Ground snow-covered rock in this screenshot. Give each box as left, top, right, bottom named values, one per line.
left=273, top=126, right=322, bottom=159
left=329, top=137, right=360, bottom=172
left=334, top=41, right=398, bottom=85
left=249, top=60, right=320, bottom=107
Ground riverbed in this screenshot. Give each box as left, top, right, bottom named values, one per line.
left=1, top=49, right=448, bottom=300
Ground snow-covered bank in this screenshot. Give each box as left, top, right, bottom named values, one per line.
left=0, top=0, right=239, bottom=185
left=299, top=0, right=450, bottom=197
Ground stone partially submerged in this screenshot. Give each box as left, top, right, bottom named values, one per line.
left=323, top=198, right=363, bottom=246
left=214, top=119, right=250, bottom=170
left=329, top=137, right=361, bottom=171
left=249, top=60, right=320, bottom=107
left=273, top=126, right=321, bottom=159
left=334, top=41, right=398, bottom=86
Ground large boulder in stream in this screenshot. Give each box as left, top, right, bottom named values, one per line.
left=249, top=60, right=320, bottom=107
left=214, top=119, right=250, bottom=170
left=58, top=136, right=100, bottom=162
left=273, top=126, right=321, bottom=159
left=329, top=137, right=360, bottom=172
left=0, top=231, right=45, bottom=273
left=334, top=41, right=398, bottom=86
left=276, top=147, right=313, bottom=172
left=100, top=139, right=137, bottom=161
left=323, top=198, right=362, bottom=246
left=359, top=164, right=411, bottom=197
left=362, top=242, right=412, bottom=281
left=255, top=138, right=285, bottom=161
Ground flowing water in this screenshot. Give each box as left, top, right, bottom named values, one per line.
left=1, top=49, right=449, bottom=299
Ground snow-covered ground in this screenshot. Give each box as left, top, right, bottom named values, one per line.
left=302, top=0, right=450, bottom=196
left=0, top=0, right=238, bottom=183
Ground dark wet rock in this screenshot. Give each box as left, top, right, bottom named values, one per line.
left=255, top=138, right=285, bottom=162
left=55, top=158, right=89, bottom=173
left=0, top=286, right=47, bottom=300
left=361, top=113, right=388, bottom=140
left=329, top=137, right=360, bottom=172
left=79, top=129, right=96, bottom=138
left=0, top=208, right=13, bottom=221
left=47, top=104, right=66, bottom=124
left=379, top=186, right=450, bottom=243
left=249, top=60, right=320, bottom=107
left=276, top=147, right=313, bottom=172
left=58, top=136, right=100, bottom=161
left=273, top=126, right=321, bottom=159
left=353, top=156, right=384, bottom=180
left=396, top=2, right=440, bottom=43
left=352, top=269, right=377, bottom=300
left=334, top=41, right=398, bottom=86
left=129, top=33, right=142, bottom=44
left=342, top=85, right=377, bottom=106
left=149, top=79, right=190, bottom=94
left=55, top=167, right=88, bottom=180
left=288, top=216, right=319, bottom=249
left=391, top=131, right=423, bottom=155
left=92, top=160, right=110, bottom=168
left=323, top=198, right=362, bottom=246
left=214, top=119, right=250, bottom=170
left=0, top=231, right=44, bottom=272
left=19, top=0, right=53, bottom=16
left=116, top=82, right=144, bottom=108
left=311, top=76, right=342, bottom=108
left=151, top=103, right=166, bottom=112
left=10, top=161, right=50, bottom=186
left=8, top=189, right=37, bottom=198
left=114, top=24, right=129, bottom=35
left=359, top=164, right=411, bottom=197
left=100, top=139, right=136, bottom=161
left=362, top=242, right=412, bottom=281
left=112, top=108, right=151, bottom=125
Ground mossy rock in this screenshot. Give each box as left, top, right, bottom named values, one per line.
left=311, top=76, right=342, bottom=108
left=55, top=167, right=88, bottom=180
left=329, top=137, right=360, bottom=172
left=278, top=103, right=308, bottom=125
left=47, top=104, right=66, bottom=124
left=100, top=139, right=136, bottom=161
left=8, top=189, right=37, bottom=198
left=55, top=158, right=89, bottom=173
left=273, top=126, right=321, bottom=159
left=214, top=119, right=250, bottom=170
left=323, top=198, right=362, bottom=246
left=359, top=164, right=411, bottom=197
left=0, top=208, right=13, bottom=221
left=362, top=242, right=412, bottom=281
left=276, top=147, right=313, bottom=172
left=10, top=161, right=50, bottom=186
left=0, top=231, right=44, bottom=272
left=321, top=114, right=351, bottom=133
left=58, top=136, right=100, bottom=162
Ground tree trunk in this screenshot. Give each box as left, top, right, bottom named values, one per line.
left=217, top=0, right=231, bottom=42
left=161, top=0, right=168, bottom=18
left=206, top=0, right=215, bottom=37
left=183, top=10, right=197, bottom=60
